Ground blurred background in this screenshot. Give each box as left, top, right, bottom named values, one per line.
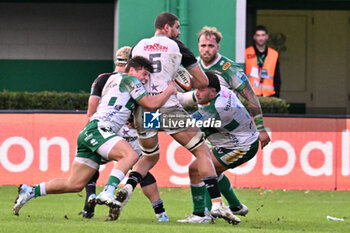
left=0, top=0, right=349, bottom=115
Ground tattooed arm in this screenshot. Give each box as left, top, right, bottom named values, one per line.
left=239, top=82, right=270, bottom=148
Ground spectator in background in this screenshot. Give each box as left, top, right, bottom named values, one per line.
left=245, top=25, right=281, bottom=97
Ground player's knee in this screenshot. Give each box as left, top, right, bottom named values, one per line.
left=184, top=131, right=205, bottom=152
left=70, top=182, right=86, bottom=192
left=188, top=162, right=199, bottom=177
left=140, top=143, right=160, bottom=156
left=140, top=172, right=156, bottom=187
left=120, top=150, right=139, bottom=163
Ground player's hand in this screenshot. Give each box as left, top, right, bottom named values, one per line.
left=168, top=80, right=178, bottom=95
left=259, top=129, right=270, bottom=149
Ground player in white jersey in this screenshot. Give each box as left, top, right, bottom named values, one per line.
left=177, top=71, right=261, bottom=224
left=80, top=47, right=169, bottom=222
left=106, top=12, right=240, bottom=224
left=12, top=56, right=177, bottom=217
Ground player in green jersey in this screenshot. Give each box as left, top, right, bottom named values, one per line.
left=197, top=26, right=270, bottom=147
left=178, top=71, right=265, bottom=224
left=12, top=56, right=177, bottom=217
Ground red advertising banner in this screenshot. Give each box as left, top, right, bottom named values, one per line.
left=0, top=114, right=349, bottom=190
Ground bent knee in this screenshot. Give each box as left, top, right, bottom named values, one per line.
left=69, top=183, right=85, bottom=192
left=189, top=162, right=199, bottom=175
left=120, top=150, right=139, bottom=162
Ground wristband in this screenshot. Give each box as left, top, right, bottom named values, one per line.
left=254, top=114, right=265, bottom=131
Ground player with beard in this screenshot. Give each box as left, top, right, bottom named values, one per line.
left=196, top=26, right=270, bottom=216
left=100, top=12, right=240, bottom=224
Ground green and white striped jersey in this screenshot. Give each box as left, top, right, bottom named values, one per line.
left=198, top=54, right=248, bottom=93
left=194, top=86, right=259, bottom=149
left=91, top=73, right=147, bottom=134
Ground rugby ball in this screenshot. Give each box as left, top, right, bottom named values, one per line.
left=174, top=66, right=193, bottom=92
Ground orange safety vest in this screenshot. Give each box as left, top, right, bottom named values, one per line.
left=245, top=46, right=278, bottom=96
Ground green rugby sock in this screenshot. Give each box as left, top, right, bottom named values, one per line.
left=106, top=176, right=121, bottom=188
left=190, top=184, right=206, bottom=214
left=105, top=169, right=125, bottom=193
left=219, top=174, right=241, bottom=208
left=204, top=189, right=212, bottom=211
left=34, top=185, right=41, bottom=197
left=34, top=182, right=46, bottom=197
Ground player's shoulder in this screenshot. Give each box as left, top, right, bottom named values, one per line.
left=135, top=36, right=179, bottom=53
left=121, top=74, right=141, bottom=85
left=121, top=73, right=136, bottom=81
left=94, top=72, right=112, bottom=82
left=214, top=87, right=237, bottom=116
left=217, top=86, right=231, bottom=100
left=218, top=56, right=241, bottom=72
left=97, top=72, right=112, bottom=79
left=93, top=72, right=113, bottom=86
left=212, top=57, right=241, bottom=80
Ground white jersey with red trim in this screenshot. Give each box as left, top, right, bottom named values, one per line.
left=132, top=35, right=198, bottom=107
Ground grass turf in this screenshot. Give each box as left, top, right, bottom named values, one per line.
left=1, top=185, right=349, bottom=233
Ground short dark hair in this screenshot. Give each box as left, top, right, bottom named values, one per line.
left=154, top=12, right=179, bottom=30
left=254, top=25, right=268, bottom=34
left=205, top=71, right=221, bottom=93
left=125, top=56, right=154, bottom=73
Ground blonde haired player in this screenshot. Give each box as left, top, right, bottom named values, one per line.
left=108, top=12, right=240, bottom=224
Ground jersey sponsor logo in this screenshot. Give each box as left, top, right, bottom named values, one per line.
left=144, top=43, right=168, bottom=52
left=114, top=105, right=122, bottom=111
left=104, top=106, right=122, bottom=121
left=222, top=62, right=231, bottom=71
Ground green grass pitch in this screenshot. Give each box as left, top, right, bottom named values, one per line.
left=1, top=186, right=349, bottom=233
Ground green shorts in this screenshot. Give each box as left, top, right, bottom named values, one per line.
left=212, top=139, right=259, bottom=169
left=76, top=120, right=122, bottom=166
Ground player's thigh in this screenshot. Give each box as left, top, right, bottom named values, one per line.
left=210, top=150, right=227, bottom=175
left=211, top=139, right=259, bottom=170
left=68, top=160, right=97, bottom=187
left=171, top=126, right=201, bottom=146
left=132, top=153, right=159, bottom=176
left=107, top=139, right=139, bottom=161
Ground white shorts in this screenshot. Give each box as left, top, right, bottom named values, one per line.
left=134, top=104, right=191, bottom=139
